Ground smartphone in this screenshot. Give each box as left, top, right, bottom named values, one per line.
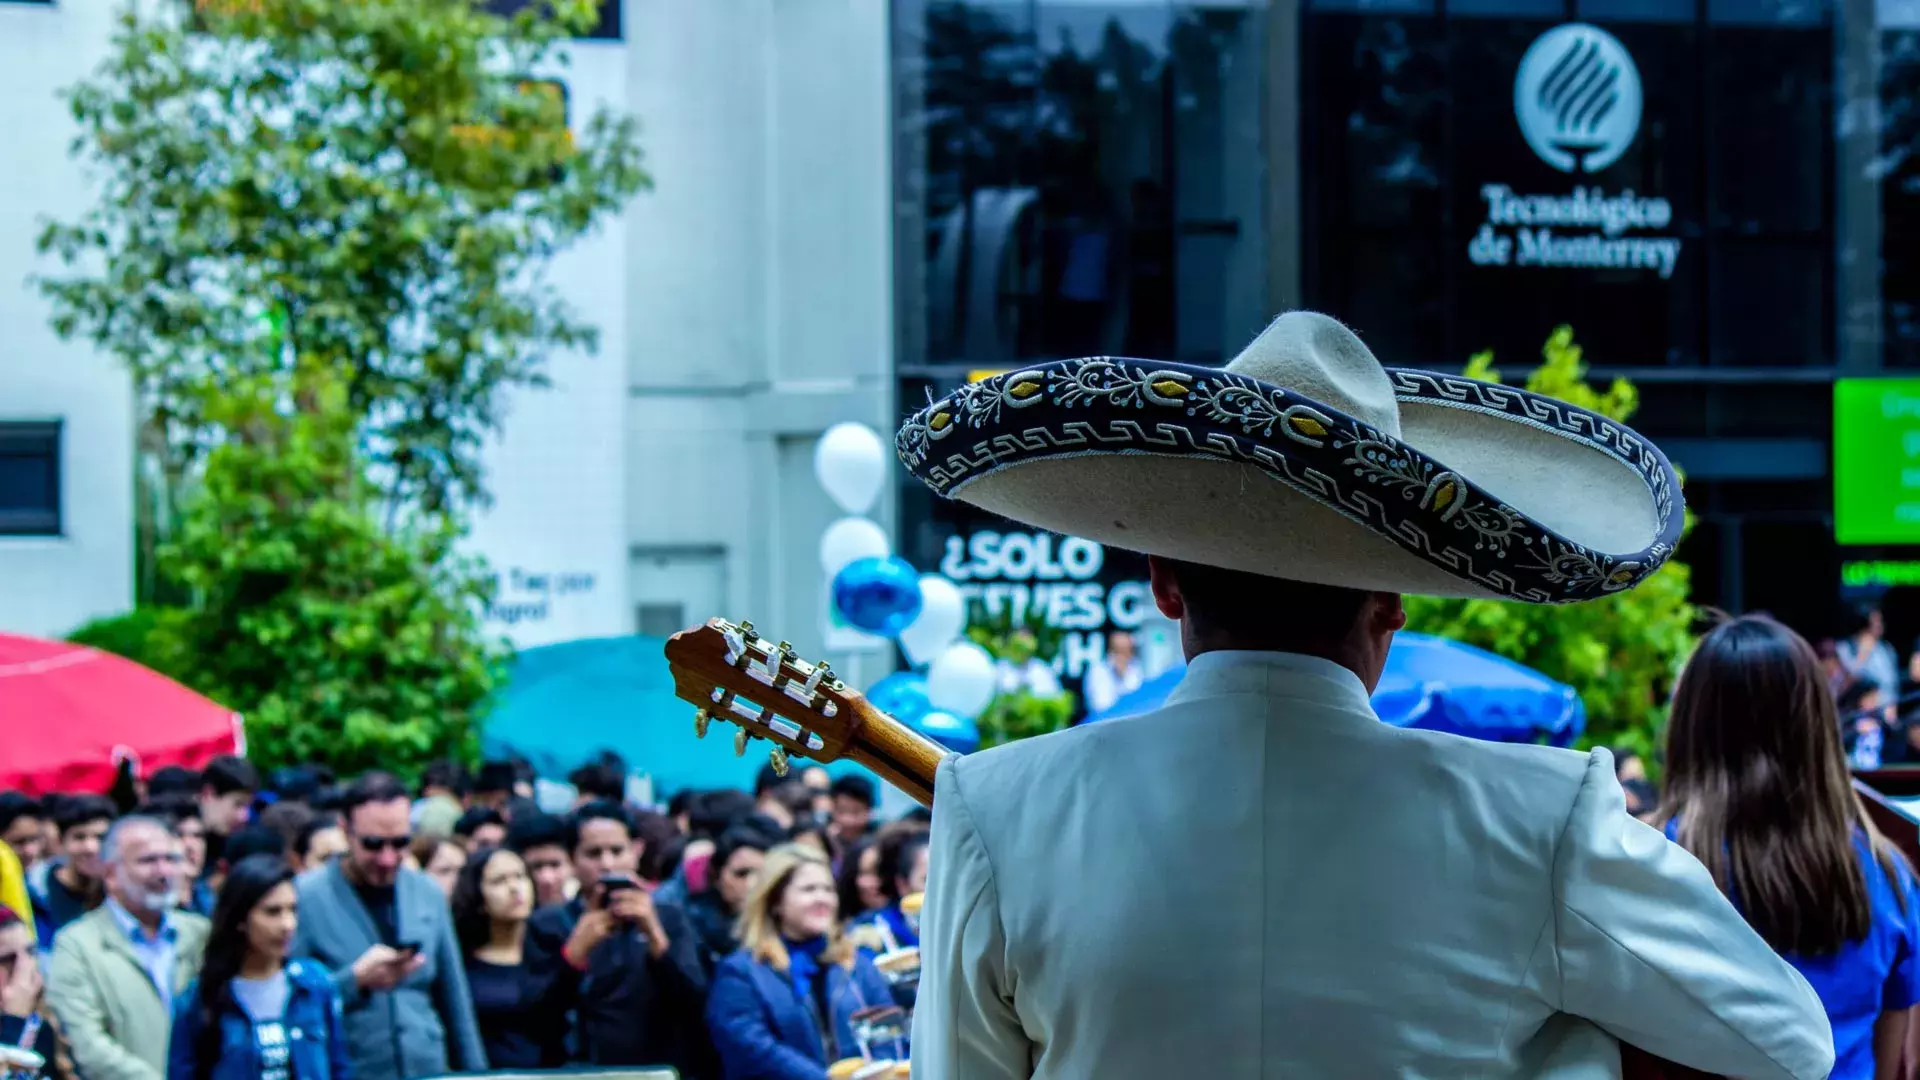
left=598, top=875, right=637, bottom=896
left=392, top=940, right=422, bottom=957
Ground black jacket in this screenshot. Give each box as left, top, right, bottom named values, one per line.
left=525, top=895, right=711, bottom=1076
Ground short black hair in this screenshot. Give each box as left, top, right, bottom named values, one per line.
left=473, top=761, right=517, bottom=796
left=568, top=761, right=625, bottom=804
left=766, top=780, right=816, bottom=821
left=223, top=823, right=287, bottom=864
left=339, top=772, right=410, bottom=816
left=257, top=801, right=315, bottom=847
left=505, top=811, right=568, bottom=855
left=898, top=807, right=933, bottom=828
left=829, top=775, right=876, bottom=808
left=138, top=792, right=200, bottom=828
left=712, top=823, right=779, bottom=878
left=145, top=766, right=200, bottom=798
left=294, top=813, right=342, bottom=862
left=0, top=792, right=44, bottom=836
left=453, top=807, right=505, bottom=840
left=1157, top=557, right=1373, bottom=650
left=564, top=800, right=632, bottom=855
left=666, top=789, right=697, bottom=819
left=420, top=760, right=470, bottom=798
left=200, top=755, right=261, bottom=797
left=1839, top=680, right=1882, bottom=713
left=54, top=794, right=117, bottom=835
left=754, top=763, right=787, bottom=797
left=689, top=789, right=756, bottom=840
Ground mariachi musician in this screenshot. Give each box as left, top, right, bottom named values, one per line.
left=895, top=312, right=1834, bottom=1078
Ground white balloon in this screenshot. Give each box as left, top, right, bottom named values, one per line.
left=927, top=641, right=997, bottom=720
left=814, top=423, right=887, bottom=515
left=819, top=517, right=891, bottom=576
left=900, top=575, right=967, bottom=667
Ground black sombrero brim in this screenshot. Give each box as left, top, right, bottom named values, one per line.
left=894, top=360, right=1683, bottom=605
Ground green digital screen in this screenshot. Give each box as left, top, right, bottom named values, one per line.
left=1835, top=378, right=1920, bottom=545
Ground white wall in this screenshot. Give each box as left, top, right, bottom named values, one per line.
left=625, top=0, right=894, bottom=663
left=0, top=2, right=136, bottom=639
left=466, top=41, right=635, bottom=649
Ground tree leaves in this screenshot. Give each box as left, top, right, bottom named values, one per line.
left=1404, top=327, right=1696, bottom=762
left=37, top=0, right=648, bottom=516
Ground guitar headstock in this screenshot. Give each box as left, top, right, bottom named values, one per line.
left=662, top=618, right=866, bottom=777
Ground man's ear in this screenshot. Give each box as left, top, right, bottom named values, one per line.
left=1370, top=592, right=1408, bottom=635
left=1147, top=556, right=1186, bottom=621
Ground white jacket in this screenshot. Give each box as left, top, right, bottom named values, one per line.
left=910, top=650, right=1835, bottom=1079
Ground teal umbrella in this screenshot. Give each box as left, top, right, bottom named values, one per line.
left=482, top=635, right=879, bottom=800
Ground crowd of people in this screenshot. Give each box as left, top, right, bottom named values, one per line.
left=0, top=753, right=929, bottom=1080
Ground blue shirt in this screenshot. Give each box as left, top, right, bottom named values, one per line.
left=1667, top=823, right=1920, bottom=1079
left=104, top=898, right=180, bottom=1000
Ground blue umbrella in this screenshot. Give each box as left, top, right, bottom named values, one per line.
left=1085, top=632, right=1583, bottom=746
left=482, top=635, right=884, bottom=798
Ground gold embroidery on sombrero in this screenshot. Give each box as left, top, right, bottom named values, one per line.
left=897, top=357, right=1681, bottom=603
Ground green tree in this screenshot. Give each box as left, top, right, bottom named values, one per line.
left=71, top=366, right=504, bottom=777
left=1403, top=327, right=1696, bottom=761
left=37, top=0, right=648, bottom=537
left=964, top=604, right=1078, bottom=748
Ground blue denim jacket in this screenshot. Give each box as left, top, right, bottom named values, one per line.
left=168, top=959, right=351, bottom=1080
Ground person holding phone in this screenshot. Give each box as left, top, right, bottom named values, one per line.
left=525, top=802, right=707, bottom=1074
left=290, top=773, right=486, bottom=1080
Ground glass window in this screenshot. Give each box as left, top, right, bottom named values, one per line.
left=1301, top=9, right=1835, bottom=368
left=0, top=423, right=60, bottom=537
left=1885, top=29, right=1920, bottom=365
left=895, top=0, right=1270, bottom=370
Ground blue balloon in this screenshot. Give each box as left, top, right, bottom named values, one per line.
left=867, top=671, right=931, bottom=724
left=832, top=556, right=924, bottom=637
left=916, top=708, right=981, bottom=755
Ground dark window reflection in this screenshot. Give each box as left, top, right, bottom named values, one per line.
left=1886, top=29, right=1920, bottom=366
left=898, top=1, right=1269, bottom=368
left=1303, top=7, right=1834, bottom=368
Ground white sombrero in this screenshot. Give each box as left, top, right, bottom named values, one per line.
left=895, top=312, right=1683, bottom=604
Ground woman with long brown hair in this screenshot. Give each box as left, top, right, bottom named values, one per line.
left=705, top=844, right=901, bottom=1078
left=1660, top=614, right=1920, bottom=1080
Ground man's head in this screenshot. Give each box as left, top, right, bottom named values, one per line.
left=102, top=815, right=183, bottom=921
left=756, top=781, right=814, bottom=832
left=1107, top=630, right=1137, bottom=668
left=140, top=793, right=207, bottom=877
left=565, top=801, right=637, bottom=883
left=0, top=792, right=47, bottom=867
left=471, top=761, right=517, bottom=811
left=453, top=807, right=507, bottom=851
left=828, top=775, right=875, bottom=842
left=145, top=766, right=200, bottom=800
left=340, top=771, right=412, bottom=888
left=506, top=811, right=574, bottom=908
left=54, top=794, right=117, bottom=883
left=419, top=759, right=469, bottom=803
left=197, top=755, right=260, bottom=837
left=1147, top=556, right=1406, bottom=690
left=569, top=759, right=626, bottom=807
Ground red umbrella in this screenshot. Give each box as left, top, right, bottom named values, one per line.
left=0, top=633, right=242, bottom=795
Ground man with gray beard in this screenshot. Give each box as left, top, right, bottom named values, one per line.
left=45, top=815, right=209, bottom=1080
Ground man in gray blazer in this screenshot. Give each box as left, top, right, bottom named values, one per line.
left=292, top=772, right=486, bottom=1080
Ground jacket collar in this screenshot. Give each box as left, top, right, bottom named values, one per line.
left=1163, top=650, right=1376, bottom=719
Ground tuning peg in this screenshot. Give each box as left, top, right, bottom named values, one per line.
left=694, top=709, right=710, bottom=739
left=733, top=729, right=750, bottom=757
left=769, top=746, right=790, bottom=777
left=739, top=621, right=756, bottom=638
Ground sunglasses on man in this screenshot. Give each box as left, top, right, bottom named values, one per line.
left=357, top=835, right=412, bottom=853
